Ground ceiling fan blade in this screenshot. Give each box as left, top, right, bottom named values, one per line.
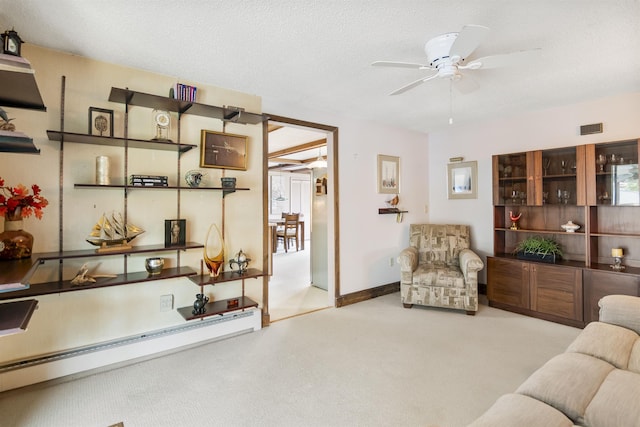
left=463, top=48, right=541, bottom=70
left=389, top=73, right=439, bottom=96
left=450, top=24, right=490, bottom=60
left=453, top=74, right=480, bottom=94
left=372, top=61, right=432, bottom=70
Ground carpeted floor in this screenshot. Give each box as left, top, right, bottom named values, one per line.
left=0, top=293, right=580, bottom=427
left=269, top=243, right=329, bottom=321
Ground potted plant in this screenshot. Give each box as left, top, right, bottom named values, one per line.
left=513, top=235, right=563, bottom=263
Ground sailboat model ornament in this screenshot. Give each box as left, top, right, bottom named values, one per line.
left=86, top=211, right=145, bottom=253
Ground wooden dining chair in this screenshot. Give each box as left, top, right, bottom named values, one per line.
left=276, top=213, right=300, bottom=252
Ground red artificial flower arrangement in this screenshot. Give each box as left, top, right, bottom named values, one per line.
left=0, top=177, right=49, bottom=220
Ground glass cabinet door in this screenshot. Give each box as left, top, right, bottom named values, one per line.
left=494, top=152, right=528, bottom=205
left=541, top=146, right=578, bottom=205
left=593, top=140, right=639, bottom=206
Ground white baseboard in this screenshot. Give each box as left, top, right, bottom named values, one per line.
left=0, top=308, right=261, bottom=392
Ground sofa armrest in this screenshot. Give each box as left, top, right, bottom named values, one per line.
left=459, top=248, right=484, bottom=284
left=598, top=295, right=640, bottom=335
left=399, top=246, right=418, bottom=272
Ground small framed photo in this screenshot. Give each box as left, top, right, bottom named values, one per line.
left=88, top=107, right=114, bottom=137
left=200, top=130, right=248, bottom=170
left=165, top=219, right=186, bottom=247
left=447, top=160, right=478, bottom=199
left=377, top=154, right=400, bottom=194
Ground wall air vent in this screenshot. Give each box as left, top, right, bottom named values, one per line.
left=580, top=123, right=603, bottom=136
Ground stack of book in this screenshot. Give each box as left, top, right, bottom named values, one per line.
left=174, top=83, right=197, bottom=102
left=129, top=175, right=168, bottom=187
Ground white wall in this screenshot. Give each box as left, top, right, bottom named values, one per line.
left=263, top=104, right=429, bottom=294
left=427, top=92, right=640, bottom=283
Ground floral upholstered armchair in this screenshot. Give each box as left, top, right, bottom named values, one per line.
left=399, top=224, right=484, bottom=315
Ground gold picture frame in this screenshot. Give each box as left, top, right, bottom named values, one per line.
left=200, top=130, right=248, bottom=170
left=377, top=154, right=400, bottom=194
left=447, top=160, right=477, bottom=199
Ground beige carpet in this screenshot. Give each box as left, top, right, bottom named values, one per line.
left=0, top=293, right=580, bottom=427
left=269, top=244, right=330, bottom=321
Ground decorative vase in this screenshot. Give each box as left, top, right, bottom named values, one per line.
left=0, top=209, right=34, bottom=260
left=203, top=223, right=225, bottom=277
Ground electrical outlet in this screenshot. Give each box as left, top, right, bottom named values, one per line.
left=160, top=294, right=174, bottom=312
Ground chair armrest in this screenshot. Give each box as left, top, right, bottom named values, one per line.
left=598, top=295, right=640, bottom=335
left=459, top=248, right=484, bottom=283
left=399, top=247, right=418, bottom=272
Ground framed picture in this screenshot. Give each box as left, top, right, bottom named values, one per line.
left=447, top=160, right=478, bottom=199
left=377, top=154, right=400, bottom=194
left=200, top=130, right=248, bottom=170
left=88, top=107, right=114, bottom=137
left=165, top=219, right=186, bottom=246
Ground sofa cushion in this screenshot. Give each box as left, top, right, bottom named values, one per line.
left=515, top=352, right=614, bottom=424
left=412, top=263, right=465, bottom=288
left=629, top=340, right=640, bottom=375
left=599, top=295, right=640, bottom=335
left=566, top=321, right=639, bottom=369
left=583, top=369, right=640, bottom=427
left=467, top=393, right=574, bottom=427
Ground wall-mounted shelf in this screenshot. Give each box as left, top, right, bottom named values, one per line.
left=0, top=242, right=205, bottom=301
left=0, top=54, right=46, bottom=154
left=108, top=87, right=268, bottom=125
left=0, top=299, right=38, bottom=336
left=378, top=208, right=407, bottom=215
left=46, top=130, right=197, bottom=153
left=179, top=268, right=265, bottom=321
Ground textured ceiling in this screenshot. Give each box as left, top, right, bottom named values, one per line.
left=1, top=1, right=639, bottom=134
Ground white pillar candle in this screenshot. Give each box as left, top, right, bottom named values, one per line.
left=96, top=156, right=110, bottom=185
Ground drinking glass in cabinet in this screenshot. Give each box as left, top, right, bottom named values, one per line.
left=543, top=158, right=551, bottom=176
left=596, top=154, right=607, bottom=172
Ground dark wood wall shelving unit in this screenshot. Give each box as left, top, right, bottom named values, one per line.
left=1, top=83, right=268, bottom=325
left=489, top=139, right=640, bottom=327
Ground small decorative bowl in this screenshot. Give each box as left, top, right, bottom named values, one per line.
left=561, top=221, right=581, bottom=233
left=145, top=257, right=164, bottom=275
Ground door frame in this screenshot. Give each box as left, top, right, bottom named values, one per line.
left=261, top=114, right=340, bottom=326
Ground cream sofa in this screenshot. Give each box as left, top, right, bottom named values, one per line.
left=469, top=294, right=640, bottom=427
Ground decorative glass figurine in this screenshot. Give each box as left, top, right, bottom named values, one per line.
left=203, top=223, right=224, bottom=277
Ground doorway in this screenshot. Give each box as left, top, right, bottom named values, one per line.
left=265, top=115, right=340, bottom=321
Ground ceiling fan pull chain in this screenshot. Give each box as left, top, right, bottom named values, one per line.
left=449, top=78, right=454, bottom=125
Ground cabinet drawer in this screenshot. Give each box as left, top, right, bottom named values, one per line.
left=530, top=264, right=583, bottom=321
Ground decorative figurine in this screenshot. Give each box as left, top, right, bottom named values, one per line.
left=192, top=293, right=209, bottom=315
left=509, top=211, right=522, bottom=230
left=185, top=170, right=206, bottom=188
left=229, top=249, right=250, bottom=273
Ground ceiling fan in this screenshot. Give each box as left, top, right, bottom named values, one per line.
left=372, top=24, right=540, bottom=96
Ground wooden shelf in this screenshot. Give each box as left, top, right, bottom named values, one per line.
left=0, top=67, right=46, bottom=111
left=108, top=87, right=267, bottom=125
left=378, top=208, right=408, bottom=215
left=0, top=131, right=40, bottom=153
left=47, top=130, right=197, bottom=153
left=73, top=183, right=250, bottom=194
left=496, top=227, right=585, bottom=235
left=0, top=266, right=198, bottom=301
left=0, top=299, right=38, bottom=336
left=177, top=296, right=259, bottom=321
left=188, top=268, right=265, bottom=286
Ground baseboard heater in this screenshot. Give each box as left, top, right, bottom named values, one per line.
left=0, top=308, right=261, bottom=391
